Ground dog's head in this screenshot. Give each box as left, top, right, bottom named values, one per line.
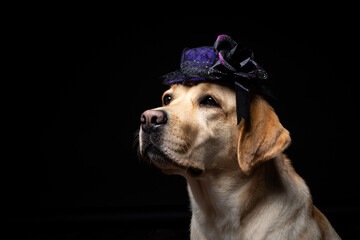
left=139, top=82, right=291, bottom=176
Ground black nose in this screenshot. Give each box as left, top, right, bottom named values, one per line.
left=140, top=110, right=167, bottom=133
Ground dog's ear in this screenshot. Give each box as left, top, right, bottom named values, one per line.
left=237, top=96, right=291, bottom=175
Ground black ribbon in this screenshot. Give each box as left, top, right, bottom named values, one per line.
left=210, top=35, right=268, bottom=124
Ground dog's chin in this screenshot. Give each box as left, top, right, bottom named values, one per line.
left=142, top=145, right=203, bottom=177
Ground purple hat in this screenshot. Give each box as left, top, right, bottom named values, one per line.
left=163, top=34, right=268, bottom=124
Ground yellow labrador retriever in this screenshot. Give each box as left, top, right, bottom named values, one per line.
left=139, top=82, right=341, bottom=240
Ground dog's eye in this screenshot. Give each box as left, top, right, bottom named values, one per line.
left=200, top=95, right=220, bottom=108
left=163, top=94, right=172, bottom=105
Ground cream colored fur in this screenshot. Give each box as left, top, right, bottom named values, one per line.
left=139, top=83, right=341, bottom=239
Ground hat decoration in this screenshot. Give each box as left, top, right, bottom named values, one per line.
left=163, top=34, right=268, bottom=124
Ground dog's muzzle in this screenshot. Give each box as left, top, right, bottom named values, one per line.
left=139, top=109, right=203, bottom=177
left=139, top=109, right=168, bottom=164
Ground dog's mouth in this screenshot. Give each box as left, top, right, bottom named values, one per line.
left=140, top=134, right=203, bottom=177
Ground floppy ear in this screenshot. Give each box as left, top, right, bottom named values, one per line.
left=237, top=96, right=291, bottom=175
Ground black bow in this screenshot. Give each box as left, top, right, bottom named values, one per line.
left=209, top=35, right=268, bottom=124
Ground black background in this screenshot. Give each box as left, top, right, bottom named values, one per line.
left=6, top=12, right=359, bottom=239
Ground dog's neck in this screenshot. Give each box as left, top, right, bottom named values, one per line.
left=185, top=154, right=311, bottom=239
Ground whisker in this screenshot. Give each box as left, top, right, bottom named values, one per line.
left=133, top=129, right=141, bottom=160
left=215, top=166, right=235, bottom=171
left=133, top=129, right=140, bottom=149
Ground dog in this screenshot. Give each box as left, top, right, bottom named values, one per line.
left=139, top=82, right=341, bottom=239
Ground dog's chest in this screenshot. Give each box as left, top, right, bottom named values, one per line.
left=189, top=184, right=245, bottom=240
left=191, top=210, right=244, bottom=240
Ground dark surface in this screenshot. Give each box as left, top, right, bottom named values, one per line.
left=7, top=206, right=360, bottom=239
left=7, top=207, right=360, bottom=239
left=7, top=12, right=359, bottom=239
left=7, top=206, right=191, bottom=240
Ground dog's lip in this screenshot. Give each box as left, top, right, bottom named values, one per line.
left=164, top=156, right=204, bottom=176
left=143, top=144, right=203, bottom=176
left=140, top=129, right=203, bottom=176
